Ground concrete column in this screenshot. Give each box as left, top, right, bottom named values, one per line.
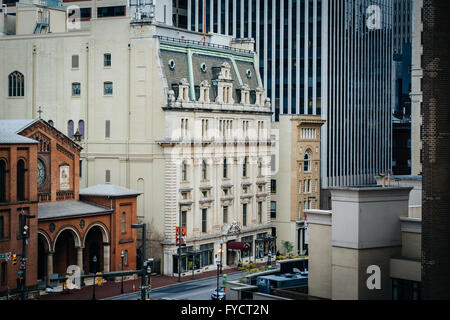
left=77, top=247, right=83, bottom=271
left=47, top=252, right=54, bottom=285
left=103, top=244, right=110, bottom=273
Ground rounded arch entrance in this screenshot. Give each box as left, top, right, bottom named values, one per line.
left=37, top=231, right=51, bottom=281
left=53, top=227, right=81, bottom=275
left=82, top=223, right=110, bottom=274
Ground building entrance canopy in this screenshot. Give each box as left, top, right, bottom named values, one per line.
left=227, top=241, right=250, bottom=251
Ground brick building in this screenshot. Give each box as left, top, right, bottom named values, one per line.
left=0, top=120, right=39, bottom=295
left=0, top=119, right=140, bottom=296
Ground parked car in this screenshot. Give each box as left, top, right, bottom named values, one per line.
left=211, top=287, right=226, bottom=300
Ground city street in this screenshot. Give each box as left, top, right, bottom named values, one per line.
left=106, top=271, right=246, bottom=300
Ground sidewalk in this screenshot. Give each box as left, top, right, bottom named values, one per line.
left=39, top=263, right=270, bottom=300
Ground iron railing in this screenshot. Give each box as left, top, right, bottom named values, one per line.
left=158, top=36, right=253, bottom=55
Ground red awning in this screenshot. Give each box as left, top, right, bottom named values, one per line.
left=227, top=241, right=251, bottom=251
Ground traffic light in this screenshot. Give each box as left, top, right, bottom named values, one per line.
left=12, top=253, right=17, bottom=265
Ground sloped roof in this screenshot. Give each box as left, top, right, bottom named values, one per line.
left=79, top=184, right=141, bottom=197
left=38, top=200, right=112, bottom=220
left=0, top=119, right=40, bottom=144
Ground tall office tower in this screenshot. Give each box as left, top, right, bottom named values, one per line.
left=392, top=0, right=413, bottom=175
left=182, top=0, right=323, bottom=122
left=421, top=0, right=450, bottom=300
left=179, top=1, right=394, bottom=204
left=393, top=0, right=412, bottom=55
left=322, top=0, right=393, bottom=193
left=411, top=0, right=423, bottom=176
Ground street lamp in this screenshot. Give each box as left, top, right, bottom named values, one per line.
left=120, top=250, right=124, bottom=294
left=216, top=256, right=221, bottom=300
left=92, top=255, right=97, bottom=300
left=219, top=239, right=224, bottom=274
left=131, top=223, right=147, bottom=301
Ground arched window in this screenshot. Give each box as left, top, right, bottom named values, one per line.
left=0, top=160, right=6, bottom=202
left=78, top=120, right=85, bottom=139
left=8, top=71, right=24, bottom=97
left=17, top=159, right=25, bottom=201
left=304, top=150, right=311, bottom=172
left=202, top=160, right=207, bottom=180
left=67, top=120, right=74, bottom=139
left=182, top=161, right=187, bottom=181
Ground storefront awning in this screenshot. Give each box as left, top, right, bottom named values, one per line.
left=227, top=241, right=251, bottom=251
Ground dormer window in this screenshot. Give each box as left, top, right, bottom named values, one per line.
left=214, top=62, right=234, bottom=104
left=239, top=84, right=250, bottom=105
left=177, top=78, right=190, bottom=102
left=256, top=87, right=265, bottom=106
left=199, top=80, right=210, bottom=103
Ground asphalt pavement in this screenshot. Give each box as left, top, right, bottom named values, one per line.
left=105, top=270, right=246, bottom=300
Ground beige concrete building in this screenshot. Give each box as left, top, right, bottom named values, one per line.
left=307, top=185, right=422, bottom=300
left=411, top=0, right=423, bottom=175
left=270, top=115, right=324, bottom=255
left=0, top=2, right=273, bottom=275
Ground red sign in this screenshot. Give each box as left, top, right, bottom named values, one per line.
left=176, top=227, right=187, bottom=246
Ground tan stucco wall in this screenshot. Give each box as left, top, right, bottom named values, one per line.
left=308, top=223, right=332, bottom=299
left=401, top=232, right=421, bottom=259
left=390, top=258, right=421, bottom=282
left=332, top=246, right=401, bottom=300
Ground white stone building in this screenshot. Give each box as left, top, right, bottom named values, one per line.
left=0, top=2, right=273, bottom=275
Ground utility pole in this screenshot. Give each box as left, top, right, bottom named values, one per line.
left=20, top=211, right=35, bottom=301
left=132, top=223, right=147, bottom=300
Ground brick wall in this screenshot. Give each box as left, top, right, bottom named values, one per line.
left=421, top=0, right=450, bottom=299
left=0, top=143, right=38, bottom=294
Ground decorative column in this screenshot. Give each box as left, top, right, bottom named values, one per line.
left=103, top=244, right=110, bottom=273
left=47, top=252, right=54, bottom=285
left=77, top=247, right=83, bottom=272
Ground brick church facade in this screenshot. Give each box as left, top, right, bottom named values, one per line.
left=1, top=119, right=139, bottom=296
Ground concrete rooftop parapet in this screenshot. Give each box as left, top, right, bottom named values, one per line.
left=400, top=216, right=422, bottom=234
left=329, top=186, right=412, bottom=249
left=305, top=209, right=332, bottom=226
